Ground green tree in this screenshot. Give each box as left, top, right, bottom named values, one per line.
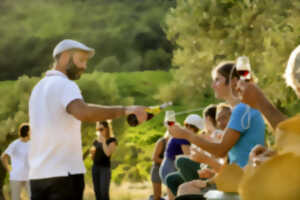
left=162, top=0, right=300, bottom=112
left=0, top=0, right=175, bottom=80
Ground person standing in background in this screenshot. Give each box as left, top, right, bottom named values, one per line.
left=90, top=121, right=117, bottom=200
left=1, top=123, right=31, bottom=200
left=150, top=131, right=170, bottom=200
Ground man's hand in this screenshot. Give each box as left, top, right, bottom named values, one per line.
left=237, top=80, right=264, bottom=110
left=249, top=144, right=277, bottom=167
left=249, top=145, right=267, bottom=161
left=125, top=106, right=147, bottom=124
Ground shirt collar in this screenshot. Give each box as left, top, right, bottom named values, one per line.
left=45, top=70, right=68, bottom=79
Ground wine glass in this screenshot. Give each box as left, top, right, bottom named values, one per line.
left=165, top=110, right=176, bottom=126
left=236, top=56, right=251, bottom=81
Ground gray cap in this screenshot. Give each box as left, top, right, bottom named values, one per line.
left=52, top=39, right=95, bottom=58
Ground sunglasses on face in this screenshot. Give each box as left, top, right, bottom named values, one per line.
left=185, top=124, right=197, bottom=129
left=98, top=128, right=105, bottom=131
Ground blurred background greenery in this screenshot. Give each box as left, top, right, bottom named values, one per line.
left=1, top=0, right=300, bottom=199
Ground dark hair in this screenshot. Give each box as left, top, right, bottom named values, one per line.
left=19, top=124, right=30, bottom=138
left=99, top=121, right=109, bottom=128
left=214, top=61, right=239, bottom=85
left=96, top=121, right=112, bottom=137
left=203, top=104, right=217, bottom=127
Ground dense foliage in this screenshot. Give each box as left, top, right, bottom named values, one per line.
left=0, top=0, right=175, bottom=80
left=160, top=0, right=300, bottom=114
left=2, top=0, right=300, bottom=190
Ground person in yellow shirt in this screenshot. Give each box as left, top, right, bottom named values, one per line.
left=237, top=45, right=300, bottom=200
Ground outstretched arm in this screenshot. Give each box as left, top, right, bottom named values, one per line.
left=66, top=99, right=147, bottom=123
left=1, top=153, right=11, bottom=172
left=168, top=125, right=240, bottom=158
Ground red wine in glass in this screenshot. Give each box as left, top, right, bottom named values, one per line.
left=238, top=70, right=249, bottom=77
left=236, top=56, right=251, bottom=81
left=167, top=121, right=175, bottom=126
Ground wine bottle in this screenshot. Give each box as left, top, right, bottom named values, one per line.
left=127, top=102, right=173, bottom=127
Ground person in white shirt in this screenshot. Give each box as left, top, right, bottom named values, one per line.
left=28, top=39, right=148, bottom=200
left=1, top=123, right=31, bottom=200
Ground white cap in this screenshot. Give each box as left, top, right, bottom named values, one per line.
left=53, top=39, right=95, bottom=58
left=184, top=114, right=204, bottom=130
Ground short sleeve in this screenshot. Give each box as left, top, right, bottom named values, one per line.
left=4, top=141, right=17, bottom=157
left=228, top=103, right=248, bottom=133
left=61, top=81, right=83, bottom=109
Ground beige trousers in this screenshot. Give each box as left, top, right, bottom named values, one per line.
left=10, top=180, right=30, bottom=200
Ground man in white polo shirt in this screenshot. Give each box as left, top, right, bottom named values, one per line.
left=28, top=39, right=147, bottom=200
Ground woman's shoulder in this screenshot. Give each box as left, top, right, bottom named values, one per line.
left=235, top=103, right=262, bottom=113
left=233, top=103, right=247, bottom=111
left=157, top=137, right=167, bottom=144
left=233, top=103, right=260, bottom=115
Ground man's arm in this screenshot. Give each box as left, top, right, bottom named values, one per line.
left=256, top=96, right=287, bottom=130
left=66, top=99, right=146, bottom=123
left=238, top=81, right=287, bottom=130
left=1, top=154, right=11, bottom=172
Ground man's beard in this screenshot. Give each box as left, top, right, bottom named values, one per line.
left=66, top=58, right=84, bottom=80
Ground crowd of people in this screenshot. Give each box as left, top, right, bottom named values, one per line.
left=1, top=38, right=300, bottom=200
left=149, top=60, right=266, bottom=200
left=149, top=48, right=300, bottom=199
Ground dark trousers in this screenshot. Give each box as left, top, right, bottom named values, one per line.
left=30, top=174, right=85, bottom=200
left=92, top=165, right=111, bottom=200
left=166, top=157, right=201, bottom=195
